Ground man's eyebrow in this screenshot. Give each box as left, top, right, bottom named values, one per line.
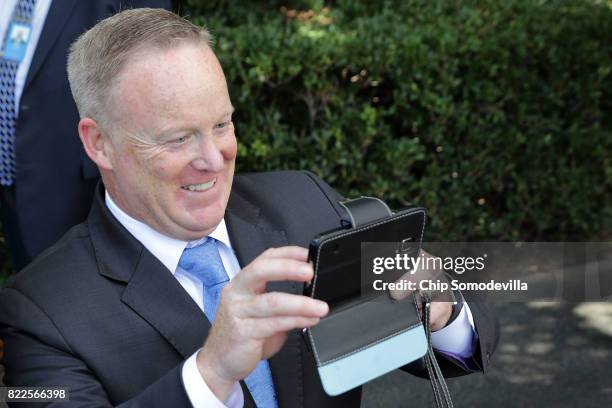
left=153, top=106, right=236, bottom=139
left=213, top=108, right=234, bottom=124
left=213, top=106, right=235, bottom=122
left=154, top=126, right=184, bottom=139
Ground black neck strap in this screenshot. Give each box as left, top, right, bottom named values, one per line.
left=338, top=196, right=392, bottom=227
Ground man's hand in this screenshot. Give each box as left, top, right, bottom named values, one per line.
left=197, top=246, right=328, bottom=401
left=389, top=250, right=453, bottom=332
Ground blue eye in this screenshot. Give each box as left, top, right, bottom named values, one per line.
left=172, top=134, right=190, bottom=144
left=214, top=121, right=231, bottom=130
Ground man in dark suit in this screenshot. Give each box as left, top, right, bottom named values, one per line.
left=0, top=0, right=171, bottom=272
left=0, top=9, right=498, bottom=407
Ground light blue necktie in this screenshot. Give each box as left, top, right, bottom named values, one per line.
left=0, top=0, right=37, bottom=186
left=179, top=237, right=279, bottom=408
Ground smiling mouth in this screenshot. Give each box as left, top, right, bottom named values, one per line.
left=181, top=177, right=217, bottom=192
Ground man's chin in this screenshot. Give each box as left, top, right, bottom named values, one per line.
left=175, top=215, right=224, bottom=240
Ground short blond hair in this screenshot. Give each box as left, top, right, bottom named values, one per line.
left=67, top=8, right=212, bottom=129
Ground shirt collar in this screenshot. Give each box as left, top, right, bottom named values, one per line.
left=105, top=191, right=233, bottom=274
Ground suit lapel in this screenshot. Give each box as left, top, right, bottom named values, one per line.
left=226, top=189, right=304, bottom=408
left=25, top=0, right=78, bottom=88
left=89, top=184, right=210, bottom=359
left=121, top=250, right=211, bottom=359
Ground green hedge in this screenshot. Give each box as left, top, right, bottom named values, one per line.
left=2, top=0, right=611, bottom=281
left=183, top=0, right=612, bottom=241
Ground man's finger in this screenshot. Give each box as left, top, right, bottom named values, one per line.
left=236, top=258, right=313, bottom=290
left=245, top=292, right=328, bottom=318
left=389, top=270, right=416, bottom=300
left=389, top=287, right=413, bottom=301
left=250, top=316, right=321, bottom=339
left=261, top=246, right=308, bottom=261
left=429, top=302, right=454, bottom=331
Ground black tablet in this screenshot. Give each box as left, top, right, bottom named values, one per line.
left=305, top=207, right=427, bottom=309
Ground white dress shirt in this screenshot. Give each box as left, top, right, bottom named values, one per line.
left=0, top=0, right=52, bottom=116
left=106, top=191, right=476, bottom=407
left=106, top=192, right=244, bottom=408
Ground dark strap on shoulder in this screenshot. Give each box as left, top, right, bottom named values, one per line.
left=338, top=196, right=392, bottom=227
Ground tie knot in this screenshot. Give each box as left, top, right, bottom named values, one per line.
left=178, top=237, right=228, bottom=287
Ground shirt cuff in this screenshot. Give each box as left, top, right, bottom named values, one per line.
left=182, top=349, right=244, bottom=408
left=430, top=302, right=476, bottom=359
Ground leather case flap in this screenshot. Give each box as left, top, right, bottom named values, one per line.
left=308, top=293, right=422, bottom=366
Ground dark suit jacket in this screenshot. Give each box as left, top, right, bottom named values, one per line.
left=0, top=171, right=499, bottom=407
left=12, top=0, right=171, bottom=267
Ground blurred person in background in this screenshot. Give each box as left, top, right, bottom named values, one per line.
left=0, top=0, right=171, bottom=272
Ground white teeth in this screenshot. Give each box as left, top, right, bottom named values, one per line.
left=182, top=178, right=216, bottom=192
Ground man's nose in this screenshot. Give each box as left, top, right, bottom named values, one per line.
left=190, top=136, right=224, bottom=172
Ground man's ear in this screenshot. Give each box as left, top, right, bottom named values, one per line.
left=78, top=118, right=114, bottom=171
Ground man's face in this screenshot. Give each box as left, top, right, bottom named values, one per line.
left=105, top=43, right=237, bottom=240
